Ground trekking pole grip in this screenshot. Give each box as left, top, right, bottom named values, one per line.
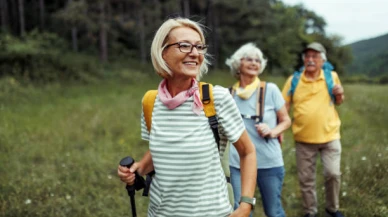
left=119, top=156, right=146, bottom=191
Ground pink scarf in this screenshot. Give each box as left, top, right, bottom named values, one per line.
left=158, top=78, right=203, bottom=115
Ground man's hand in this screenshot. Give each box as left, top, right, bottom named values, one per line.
left=332, top=84, right=345, bottom=105
left=333, top=84, right=344, bottom=95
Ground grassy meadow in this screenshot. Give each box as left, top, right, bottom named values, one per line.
left=1, top=71, right=387, bottom=217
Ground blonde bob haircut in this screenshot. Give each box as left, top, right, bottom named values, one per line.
left=225, top=42, right=267, bottom=79
left=150, top=17, right=210, bottom=79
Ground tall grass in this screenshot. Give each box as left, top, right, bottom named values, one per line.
left=1, top=72, right=387, bottom=217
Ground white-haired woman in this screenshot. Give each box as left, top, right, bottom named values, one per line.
left=226, top=43, right=291, bottom=217
left=117, top=18, right=257, bottom=217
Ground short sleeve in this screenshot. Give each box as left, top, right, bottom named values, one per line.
left=213, top=86, right=245, bottom=143
left=332, top=71, right=342, bottom=86
left=281, top=76, right=293, bottom=103
left=267, top=83, right=285, bottom=111
left=140, top=108, right=150, bottom=141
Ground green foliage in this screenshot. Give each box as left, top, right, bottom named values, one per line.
left=2, top=0, right=356, bottom=83
left=341, top=75, right=377, bottom=84
left=0, top=31, right=103, bottom=83
left=53, top=0, right=93, bottom=28
left=378, top=74, right=388, bottom=84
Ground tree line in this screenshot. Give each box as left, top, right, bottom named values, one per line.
left=0, top=0, right=353, bottom=82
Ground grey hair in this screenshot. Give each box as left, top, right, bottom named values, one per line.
left=302, top=52, right=327, bottom=61
left=225, top=42, right=267, bottom=79
left=150, top=17, right=210, bottom=80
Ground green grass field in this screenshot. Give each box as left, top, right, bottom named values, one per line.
left=1, top=71, right=387, bottom=217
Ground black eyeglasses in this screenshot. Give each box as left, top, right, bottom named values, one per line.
left=165, top=42, right=208, bottom=54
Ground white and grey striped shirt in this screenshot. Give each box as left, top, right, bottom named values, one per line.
left=141, top=85, right=245, bottom=217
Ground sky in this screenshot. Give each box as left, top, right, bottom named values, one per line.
left=282, top=0, right=388, bottom=45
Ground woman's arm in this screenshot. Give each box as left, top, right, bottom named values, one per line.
left=256, top=105, right=291, bottom=139
left=270, top=105, right=291, bottom=138
left=230, top=131, right=257, bottom=216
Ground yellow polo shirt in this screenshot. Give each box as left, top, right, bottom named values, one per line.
left=282, top=70, right=341, bottom=144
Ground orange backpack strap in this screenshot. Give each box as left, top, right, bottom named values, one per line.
left=142, top=90, right=158, bottom=133
left=199, top=82, right=216, bottom=117
left=199, top=82, right=220, bottom=150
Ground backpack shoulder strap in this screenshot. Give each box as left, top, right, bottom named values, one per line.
left=257, top=81, right=267, bottom=123
left=322, top=61, right=336, bottom=103
left=288, top=70, right=302, bottom=97
left=142, top=90, right=158, bottom=133
left=257, top=81, right=269, bottom=142
left=199, top=82, right=220, bottom=150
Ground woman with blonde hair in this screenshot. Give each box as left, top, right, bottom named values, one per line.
left=118, top=18, right=257, bottom=217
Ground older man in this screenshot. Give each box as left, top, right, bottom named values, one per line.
left=281, top=42, right=345, bottom=217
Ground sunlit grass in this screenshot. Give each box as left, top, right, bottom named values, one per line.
left=1, top=72, right=387, bottom=217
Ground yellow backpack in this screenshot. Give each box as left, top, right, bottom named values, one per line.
left=142, top=82, right=234, bottom=207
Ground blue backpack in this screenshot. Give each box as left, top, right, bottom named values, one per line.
left=288, top=61, right=336, bottom=103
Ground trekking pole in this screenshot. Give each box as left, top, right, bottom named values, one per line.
left=119, top=156, right=146, bottom=217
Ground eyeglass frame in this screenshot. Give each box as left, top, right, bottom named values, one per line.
left=241, top=57, right=261, bottom=63
left=164, top=42, right=208, bottom=54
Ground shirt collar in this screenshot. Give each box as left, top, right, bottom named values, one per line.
left=301, top=69, right=324, bottom=82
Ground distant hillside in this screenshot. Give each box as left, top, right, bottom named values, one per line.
left=346, top=33, right=388, bottom=77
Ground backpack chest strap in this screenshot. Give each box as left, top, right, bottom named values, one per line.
left=241, top=114, right=260, bottom=122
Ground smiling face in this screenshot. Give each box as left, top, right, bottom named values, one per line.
left=304, top=49, right=325, bottom=73
left=162, top=27, right=204, bottom=79
left=239, top=56, right=261, bottom=78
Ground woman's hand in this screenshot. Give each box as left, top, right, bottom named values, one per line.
left=255, top=105, right=291, bottom=141
left=117, top=162, right=140, bottom=185
left=255, top=123, right=272, bottom=138
left=229, top=202, right=252, bottom=217
left=118, top=150, right=154, bottom=185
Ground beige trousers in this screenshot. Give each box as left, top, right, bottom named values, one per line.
left=295, top=139, right=342, bottom=215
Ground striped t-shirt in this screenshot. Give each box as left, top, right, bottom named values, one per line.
left=141, top=86, right=245, bottom=217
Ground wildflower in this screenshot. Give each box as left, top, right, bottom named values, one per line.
left=50, top=193, right=55, bottom=197
left=342, top=192, right=347, bottom=197
left=108, top=175, right=112, bottom=179
left=66, top=195, right=71, bottom=200
left=361, top=156, right=367, bottom=161
left=25, top=199, right=31, bottom=204
left=119, top=139, right=125, bottom=145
